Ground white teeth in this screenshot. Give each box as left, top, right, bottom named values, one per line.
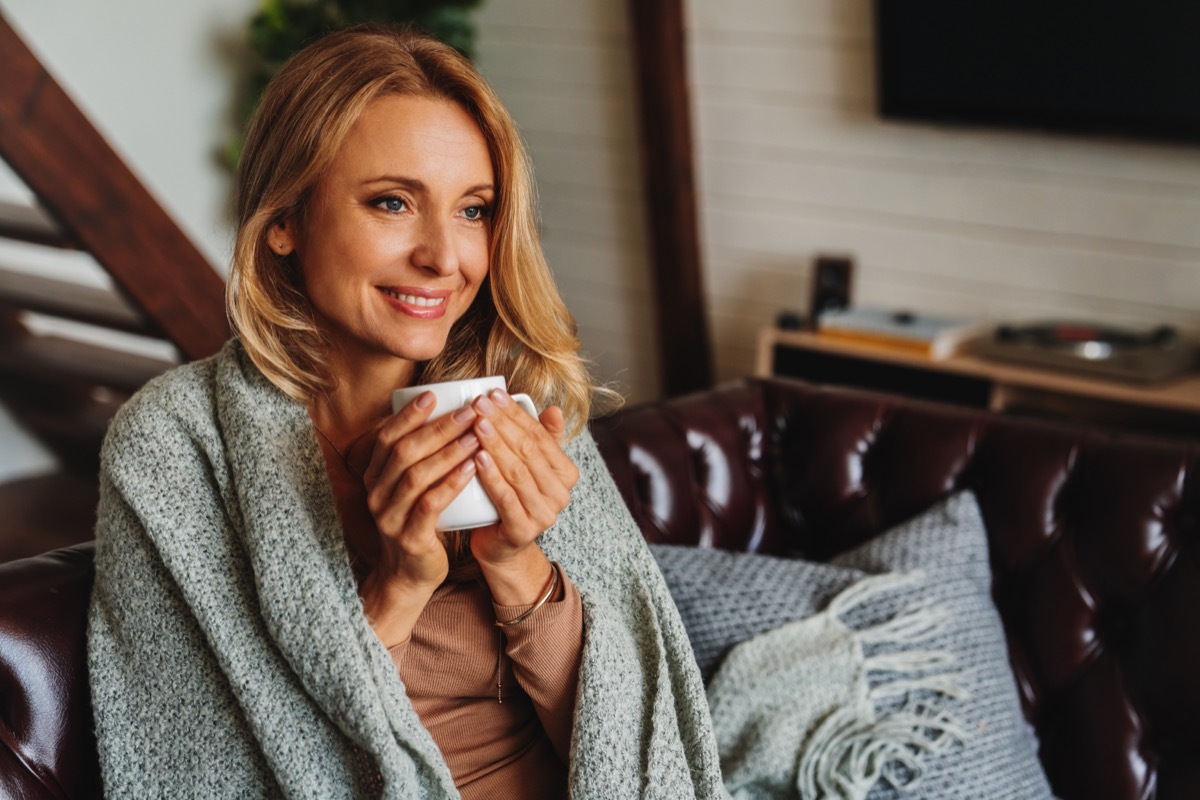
left=382, top=288, right=446, bottom=307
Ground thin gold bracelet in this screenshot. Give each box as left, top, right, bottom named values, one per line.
left=495, top=562, right=560, bottom=628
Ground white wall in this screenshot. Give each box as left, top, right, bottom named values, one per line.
left=473, top=0, right=661, bottom=402
left=686, top=0, right=1200, bottom=383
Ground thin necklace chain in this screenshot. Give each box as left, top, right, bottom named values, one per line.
left=312, top=421, right=366, bottom=480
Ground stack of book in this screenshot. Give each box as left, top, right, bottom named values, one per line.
left=816, top=307, right=991, bottom=360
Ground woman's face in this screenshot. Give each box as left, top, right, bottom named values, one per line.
left=283, top=94, right=495, bottom=368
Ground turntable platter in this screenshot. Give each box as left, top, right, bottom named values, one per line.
left=973, top=321, right=1195, bottom=383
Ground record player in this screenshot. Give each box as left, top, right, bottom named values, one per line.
left=972, top=321, right=1197, bottom=384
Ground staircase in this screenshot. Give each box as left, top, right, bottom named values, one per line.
left=0, top=13, right=228, bottom=561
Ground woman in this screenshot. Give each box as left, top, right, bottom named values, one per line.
left=87, top=26, right=726, bottom=800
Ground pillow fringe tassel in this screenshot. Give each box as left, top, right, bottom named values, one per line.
left=798, top=570, right=970, bottom=800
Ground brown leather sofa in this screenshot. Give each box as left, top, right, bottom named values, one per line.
left=3, top=377, right=1198, bottom=799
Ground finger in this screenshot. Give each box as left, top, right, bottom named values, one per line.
left=374, top=443, right=477, bottom=537
left=534, top=407, right=578, bottom=489
left=474, top=413, right=569, bottom=507
left=369, top=431, right=480, bottom=524
left=373, top=457, right=477, bottom=579
left=366, top=401, right=478, bottom=488
left=362, top=391, right=436, bottom=483
left=539, top=405, right=567, bottom=443
left=475, top=391, right=576, bottom=486
left=471, top=416, right=573, bottom=532
left=394, top=456, right=479, bottom=538
left=473, top=449, right=558, bottom=537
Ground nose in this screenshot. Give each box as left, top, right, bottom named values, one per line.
left=410, top=215, right=460, bottom=277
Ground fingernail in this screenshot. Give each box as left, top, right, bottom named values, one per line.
left=453, top=406, right=475, bottom=424
left=490, top=388, right=510, bottom=406
left=477, top=417, right=495, bottom=437
left=460, top=459, right=477, bottom=475
left=475, top=396, right=495, bottom=415
left=416, top=391, right=435, bottom=409
left=476, top=451, right=493, bottom=469
left=460, top=433, right=478, bottom=449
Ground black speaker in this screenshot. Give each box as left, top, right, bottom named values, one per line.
left=809, top=255, right=854, bottom=326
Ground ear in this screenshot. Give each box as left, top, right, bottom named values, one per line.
left=268, top=220, right=296, bottom=256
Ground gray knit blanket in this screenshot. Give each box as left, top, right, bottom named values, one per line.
left=87, top=340, right=727, bottom=799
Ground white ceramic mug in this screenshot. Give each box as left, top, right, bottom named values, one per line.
left=391, top=376, right=537, bottom=531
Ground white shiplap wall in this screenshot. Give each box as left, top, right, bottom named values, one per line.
left=474, top=1, right=662, bottom=403
left=687, top=0, right=1200, bottom=384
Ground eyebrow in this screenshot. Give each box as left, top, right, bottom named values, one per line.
left=363, top=176, right=495, bottom=196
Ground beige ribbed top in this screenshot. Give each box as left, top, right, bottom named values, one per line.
left=389, top=565, right=583, bottom=800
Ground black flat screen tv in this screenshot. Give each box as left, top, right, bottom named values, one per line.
left=873, top=0, right=1200, bottom=143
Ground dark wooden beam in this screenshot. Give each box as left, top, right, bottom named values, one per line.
left=0, top=13, right=228, bottom=361
left=627, top=0, right=714, bottom=397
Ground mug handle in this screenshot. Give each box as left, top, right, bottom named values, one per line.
left=510, top=393, right=537, bottom=418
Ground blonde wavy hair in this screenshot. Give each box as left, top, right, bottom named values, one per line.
left=227, top=26, right=617, bottom=437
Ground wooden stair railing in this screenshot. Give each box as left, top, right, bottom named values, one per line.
left=0, top=12, right=230, bottom=559
left=0, top=13, right=228, bottom=359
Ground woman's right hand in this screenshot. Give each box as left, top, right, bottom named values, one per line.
left=352, top=391, right=481, bottom=646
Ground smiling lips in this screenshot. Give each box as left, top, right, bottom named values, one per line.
left=378, top=286, right=450, bottom=319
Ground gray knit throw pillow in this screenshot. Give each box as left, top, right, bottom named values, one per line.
left=650, top=491, right=1056, bottom=800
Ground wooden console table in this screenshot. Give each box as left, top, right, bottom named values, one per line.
left=757, top=328, right=1200, bottom=441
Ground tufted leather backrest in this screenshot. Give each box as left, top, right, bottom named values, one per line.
left=592, top=377, right=1200, bottom=800
left=0, top=543, right=99, bottom=799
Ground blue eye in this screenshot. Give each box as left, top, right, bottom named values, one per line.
left=463, top=205, right=488, bottom=221
left=376, top=196, right=405, bottom=213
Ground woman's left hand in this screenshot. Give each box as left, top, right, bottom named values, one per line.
left=467, top=388, right=578, bottom=601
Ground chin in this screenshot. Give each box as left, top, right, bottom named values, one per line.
left=385, top=332, right=452, bottom=363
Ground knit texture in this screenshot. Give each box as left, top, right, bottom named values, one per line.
left=707, top=571, right=968, bottom=800
left=86, top=340, right=727, bottom=799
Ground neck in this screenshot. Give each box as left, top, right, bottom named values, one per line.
left=308, top=346, right=419, bottom=447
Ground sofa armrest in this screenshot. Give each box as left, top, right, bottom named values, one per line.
left=0, top=543, right=100, bottom=799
